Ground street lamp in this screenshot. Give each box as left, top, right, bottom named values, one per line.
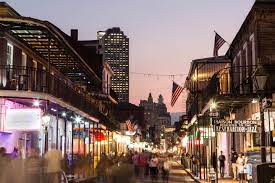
left=42, top=114, right=51, bottom=152
left=252, top=64, right=268, bottom=163
left=209, top=100, right=218, bottom=183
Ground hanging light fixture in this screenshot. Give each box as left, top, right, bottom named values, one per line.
left=252, top=64, right=268, bottom=91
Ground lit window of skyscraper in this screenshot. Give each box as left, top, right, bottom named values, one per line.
left=97, top=27, right=129, bottom=102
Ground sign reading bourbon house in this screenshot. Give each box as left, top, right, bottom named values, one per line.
left=213, top=119, right=261, bottom=133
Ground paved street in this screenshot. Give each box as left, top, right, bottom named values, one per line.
left=136, top=164, right=196, bottom=183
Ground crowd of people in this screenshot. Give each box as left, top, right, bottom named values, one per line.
left=180, top=149, right=252, bottom=183
left=231, top=149, right=252, bottom=183
left=95, top=150, right=174, bottom=183
left=131, top=150, right=173, bottom=182
left=0, top=145, right=63, bottom=183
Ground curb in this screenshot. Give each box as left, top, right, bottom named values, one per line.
left=173, top=161, right=200, bottom=183
left=183, top=169, right=201, bottom=183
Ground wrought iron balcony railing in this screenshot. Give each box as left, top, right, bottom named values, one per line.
left=0, top=65, right=101, bottom=117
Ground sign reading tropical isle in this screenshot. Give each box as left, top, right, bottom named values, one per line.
left=213, top=119, right=261, bottom=133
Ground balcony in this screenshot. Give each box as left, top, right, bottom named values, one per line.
left=0, top=65, right=101, bottom=118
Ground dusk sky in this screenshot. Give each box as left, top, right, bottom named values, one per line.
left=5, top=0, right=255, bottom=112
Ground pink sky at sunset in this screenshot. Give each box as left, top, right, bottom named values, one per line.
left=4, top=0, right=255, bottom=112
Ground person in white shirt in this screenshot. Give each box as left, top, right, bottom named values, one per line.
left=149, top=154, right=159, bottom=181
left=44, top=144, right=63, bottom=183
left=236, top=153, right=245, bottom=182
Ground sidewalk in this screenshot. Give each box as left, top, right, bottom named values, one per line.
left=185, top=169, right=239, bottom=183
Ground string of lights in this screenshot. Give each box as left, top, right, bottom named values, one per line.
left=130, top=71, right=188, bottom=78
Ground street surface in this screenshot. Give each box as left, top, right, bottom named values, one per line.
left=136, top=163, right=196, bottom=183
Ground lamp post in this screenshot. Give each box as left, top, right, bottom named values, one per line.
left=210, top=101, right=218, bottom=183
left=252, top=64, right=268, bottom=163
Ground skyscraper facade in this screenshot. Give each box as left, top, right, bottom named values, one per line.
left=97, top=27, right=129, bottom=102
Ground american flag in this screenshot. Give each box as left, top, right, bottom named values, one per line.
left=213, top=32, right=226, bottom=57
left=126, top=120, right=135, bottom=132
left=171, top=81, right=184, bottom=107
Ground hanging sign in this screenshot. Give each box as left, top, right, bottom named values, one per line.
left=213, top=119, right=261, bottom=133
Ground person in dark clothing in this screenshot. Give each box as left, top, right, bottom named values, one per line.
left=212, top=152, right=217, bottom=171
left=181, top=152, right=186, bottom=169
left=218, top=151, right=226, bottom=178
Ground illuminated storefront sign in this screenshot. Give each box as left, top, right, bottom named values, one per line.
left=6, top=108, right=41, bottom=131
left=213, top=119, right=261, bottom=133
left=199, top=127, right=216, bottom=137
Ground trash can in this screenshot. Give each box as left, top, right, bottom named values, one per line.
left=257, top=163, right=275, bottom=183
left=208, top=168, right=216, bottom=183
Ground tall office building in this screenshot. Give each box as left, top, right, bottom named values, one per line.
left=97, top=27, right=129, bottom=102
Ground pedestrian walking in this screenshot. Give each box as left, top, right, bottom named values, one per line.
left=231, top=148, right=238, bottom=180
left=96, top=153, right=109, bottom=182
left=132, top=151, right=139, bottom=177
left=237, top=153, right=245, bottom=183
left=162, top=156, right=171, bottom=183
left=149, top=154, right=159, bottom=182
left=44, top=144, right=63, bottom=183
left=138, top=151, right=148, bottom=180
left=218, top=151, right=226, bottom=178
left=181, top=152, right=186, bottom=169
left=25, top=148, right=42, bottom=183
left=0, top=147, right=12, bottom=182
left=145, top=152, right=150, bottom=177
left=191, top=155, right=198, bottom=176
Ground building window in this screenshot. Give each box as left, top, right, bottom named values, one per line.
left=22, top=52, right=27, bottom=67
left=7, top=43, right=13, bottom=66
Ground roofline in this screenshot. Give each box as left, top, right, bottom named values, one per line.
left=0, top=2, right=20, bottom=16
left=187, top=55, right=230, bottom=78
left=0, top=16, right=102, bottom=82
left=225, top=0, right=275, bottom=56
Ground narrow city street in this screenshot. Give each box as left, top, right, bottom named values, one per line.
left=2, top=0, right=275, bottom=183
left=136, top=163, right=196, bottom=183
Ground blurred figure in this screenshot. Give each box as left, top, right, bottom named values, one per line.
left=191, top=154, right=198, bottom=176
left=237, top=153, right=245, bottom=182
left=144, top=152, right=150, bottom=178
left=149, top=154, right=159, bottom=182
left=132, top=151, right=139, bottom=177
left=25, top=147, right=42, bottom=183
left=44, top=144, right=63, bottom=183
left=231, top=148, right=238, bottom=180
left=9, top=149, right=25, bottom=183
left=10, top=147, right=19, bottom=159
left=211, top=152, right=217, bottom=171
left=96, top=153, right=109, bottom=182
left=138, top=150, right=148, bottom=180
left=181, top=152, right=185, bottom=165
left=0, top=147, right=10, bottom=182
left=181, top=152, right=187, bottom=169
left=162, top=156, right=171, bottom=183
left=218, top=151, right=226, bottom=178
